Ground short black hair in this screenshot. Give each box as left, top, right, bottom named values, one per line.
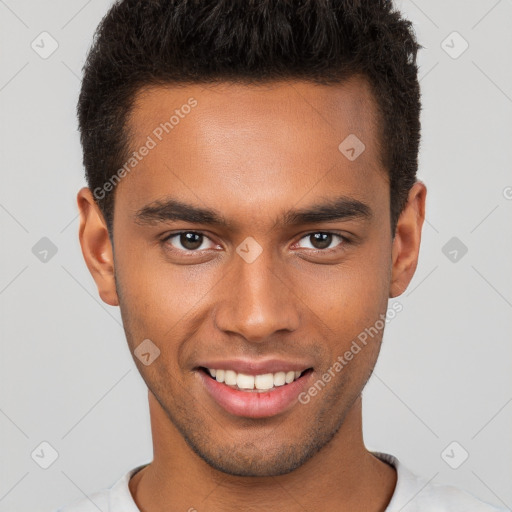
left=78, top=0, right=421, bottom=236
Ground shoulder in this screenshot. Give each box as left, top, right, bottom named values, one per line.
left=52, top=464, right=148, bottom=512
left=371, top=451, right=507, bottom=512
left=411, top=478, right=507, bottom=511
left=418, top=484, right=505, bottom=512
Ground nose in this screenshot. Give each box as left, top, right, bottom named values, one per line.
left=214, top=245, right=301, bottom=342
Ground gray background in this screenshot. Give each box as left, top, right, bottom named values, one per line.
left=0, top=1, right=511, bottom=511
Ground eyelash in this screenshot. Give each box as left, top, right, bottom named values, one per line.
left=160, top=231, right=350, bottom=255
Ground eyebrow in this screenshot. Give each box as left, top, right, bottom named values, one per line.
left=133, top=195, right=372, bottom=228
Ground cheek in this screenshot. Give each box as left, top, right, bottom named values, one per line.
left=114, top=242, right=219, bottom=340
left=290, top=240, right=391, bottom=337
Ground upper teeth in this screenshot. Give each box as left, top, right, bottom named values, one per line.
left=208, top=368, right=303, bottom=390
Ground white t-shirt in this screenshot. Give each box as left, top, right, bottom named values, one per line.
left=55, top=452, right=506, bottom=511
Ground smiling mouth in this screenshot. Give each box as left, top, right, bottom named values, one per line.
left=198, top=366, right=314, bottom=393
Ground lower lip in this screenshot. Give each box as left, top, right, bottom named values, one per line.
left=198, top=368, right=313, bottom=419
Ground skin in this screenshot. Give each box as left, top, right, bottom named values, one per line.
left=77, top=76, right=426, bottom=512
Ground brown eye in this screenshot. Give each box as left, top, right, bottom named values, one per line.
left=164, top=231, right=214, bottom=252
left=179, top=232, right=203, bottom=250
left=296, top=232, right=346, bottom=251
left=310, top=233, right=332, bottom=249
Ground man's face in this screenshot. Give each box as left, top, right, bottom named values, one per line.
left=83, top=77, right=418, bottom=477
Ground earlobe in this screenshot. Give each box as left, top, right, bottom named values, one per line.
left=389, top=181, right=427, bottom=298
left=77, top=187, right=119, bottom=306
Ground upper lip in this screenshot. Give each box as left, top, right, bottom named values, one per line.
left=196, top=358, right=313, bottom=375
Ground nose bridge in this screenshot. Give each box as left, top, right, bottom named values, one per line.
left=214, top=241, right=300, bottom=341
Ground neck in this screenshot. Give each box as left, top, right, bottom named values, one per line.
left=129, top=391, right=396, bottom=512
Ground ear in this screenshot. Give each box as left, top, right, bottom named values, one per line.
left=389, top=181, right=427, bottom=298
left=77, top=187, right=119, bottom=306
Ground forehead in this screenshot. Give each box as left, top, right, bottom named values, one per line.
left=129, top=77, right=380, bottom=155
left=116, top=77, right=388, bottom=227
